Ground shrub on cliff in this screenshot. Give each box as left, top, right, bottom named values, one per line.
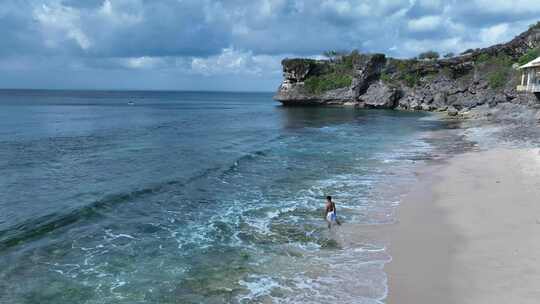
left=340, top=50, right=363, bottom=69
left=488, top=70, right=508, bottom=89
left=323, top=50, right=350, bottom=63
left=380, top=72, right=393, bottom=84
left=475, top=53, right=491, bottom=63
left=391, top=59, right=422, bottom=87
left=475, top=54, right=513, bottom=89
left=395, top=59, right=417, bottom=73
left=304, top=73, right=352, bottom=94
left=301, top=50, right=360, bottom=93
left=282, top=58, right=318, bottom=74
left=403, top=72, right=421, bottom=87
left=529, top=22, right=540, bottom=29
left=443, top=52, right=455, bottom=58
left=518, top=47, right=540, bottom=66
left=418, top=50, right=440, bottom=60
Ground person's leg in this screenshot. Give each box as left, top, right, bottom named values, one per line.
left=331, top=213, right=340, bottom=226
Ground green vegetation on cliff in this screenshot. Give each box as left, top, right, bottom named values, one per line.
left=304, top=73, right=352, bottom=94
left=282, top=58, right=317, bottom=71
left=474, top=53, right=514, bottom=89
left=302, top=51, right=361, bottom=94
left=398, top=61, right=422, bottom=87
left=518, top=47, right=540, bottom=66
left=382, top=58, right=424, bottom=87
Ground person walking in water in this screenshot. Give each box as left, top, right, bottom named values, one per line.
left=324, top=196, right=341, bottom=229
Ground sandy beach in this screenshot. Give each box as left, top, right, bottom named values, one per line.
left=386, top=148, right=540, bottom=303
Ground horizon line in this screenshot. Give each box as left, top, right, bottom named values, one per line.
left=0, top=88, right=275, bottom=94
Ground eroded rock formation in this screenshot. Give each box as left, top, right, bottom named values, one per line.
left=274, top=23, right=540, bottom=115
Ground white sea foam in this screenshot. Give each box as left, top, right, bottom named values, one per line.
left=238, top=275, right=287, bottom=302
left=104, top=229, right=137, bottom=241
left=237, top=245, right=390, bottom=304
left=227, top=127, right=436, bottom=303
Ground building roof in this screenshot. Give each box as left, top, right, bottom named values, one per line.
left=519, top=56, right=540, bottom=69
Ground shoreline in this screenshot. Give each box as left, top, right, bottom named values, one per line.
left=384, top=147, right=540, bottom=303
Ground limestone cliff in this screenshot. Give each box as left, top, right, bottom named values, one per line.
left=274, top=22, right=540, bottom=115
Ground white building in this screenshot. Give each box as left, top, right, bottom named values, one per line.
left=517, top=56, right=540, bottom=92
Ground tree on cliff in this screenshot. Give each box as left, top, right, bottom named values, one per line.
left=418, top=50, right=440, bottom=60
left=444, top=52, right=455, bottom=58
left=323, top=50, right=349, bottom=62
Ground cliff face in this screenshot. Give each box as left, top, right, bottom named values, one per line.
left=274, top=58, right=353, bottom=105
left=274, top=23, right=540, bottom=115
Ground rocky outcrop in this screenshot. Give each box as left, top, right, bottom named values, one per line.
left=274, top=59, right=343, bottom=105
left=275, top=86, right=352, bottom=106
left=274, top=55, right=386, bottom=105
left=351, top=54, right=386, bottom=97
left=274, top=22, right=540, bottom=115
left=466, top=23, right=540, bottom=59
left=358, top=81, right=402, bottom=109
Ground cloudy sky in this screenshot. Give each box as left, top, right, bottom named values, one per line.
left=1, top=0, right=539, bottom=91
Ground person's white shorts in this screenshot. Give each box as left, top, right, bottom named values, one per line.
left=326, top=211, right=336, bottom=222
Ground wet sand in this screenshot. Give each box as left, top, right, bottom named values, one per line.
left=386, top=148, right=540, bottom=304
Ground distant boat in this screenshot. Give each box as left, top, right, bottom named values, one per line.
left=127, top=101, right=135, bottom=106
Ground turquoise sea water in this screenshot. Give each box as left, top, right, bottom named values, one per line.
left=0, top=90, right=455, bottom=303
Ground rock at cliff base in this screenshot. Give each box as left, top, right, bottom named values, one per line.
left=358, top=81, right=401, bottom=109
left=432, top=92, right=448, bottom=108
left=447, top=106, right=459, bottom=116
left=535, top=111, right=540, bottom=123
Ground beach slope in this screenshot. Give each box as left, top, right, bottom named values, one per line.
left=386, top=148, right=540, bottom=304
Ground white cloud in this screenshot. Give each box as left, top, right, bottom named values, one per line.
left=320, top=0, right=407, bottom=21
left=191, top=48, right=281, bottom=76
left=98, top=0, right=143, bottom=26
left=321, top=0, right=355, bottom=16
left=479, top=23, right=512, bottom=46
left=258, top=0, right=288, bottom=17
left=33, top=3, right=91, bottom=50
left=411, top=0, right=444, bottom=12
left=3, top=0, right=539, bottom=89
left=471, top=0, right=540, bottom=14
left=403, top=37, right=462, bottom=56
left=407, top=15, right=443, bottom=32
left=122, top=57, right=166, bottom=69
left=24, top=0, right=540, bottom=61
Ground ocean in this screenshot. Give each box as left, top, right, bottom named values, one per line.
left=0, top=90, right=456, bottom=303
